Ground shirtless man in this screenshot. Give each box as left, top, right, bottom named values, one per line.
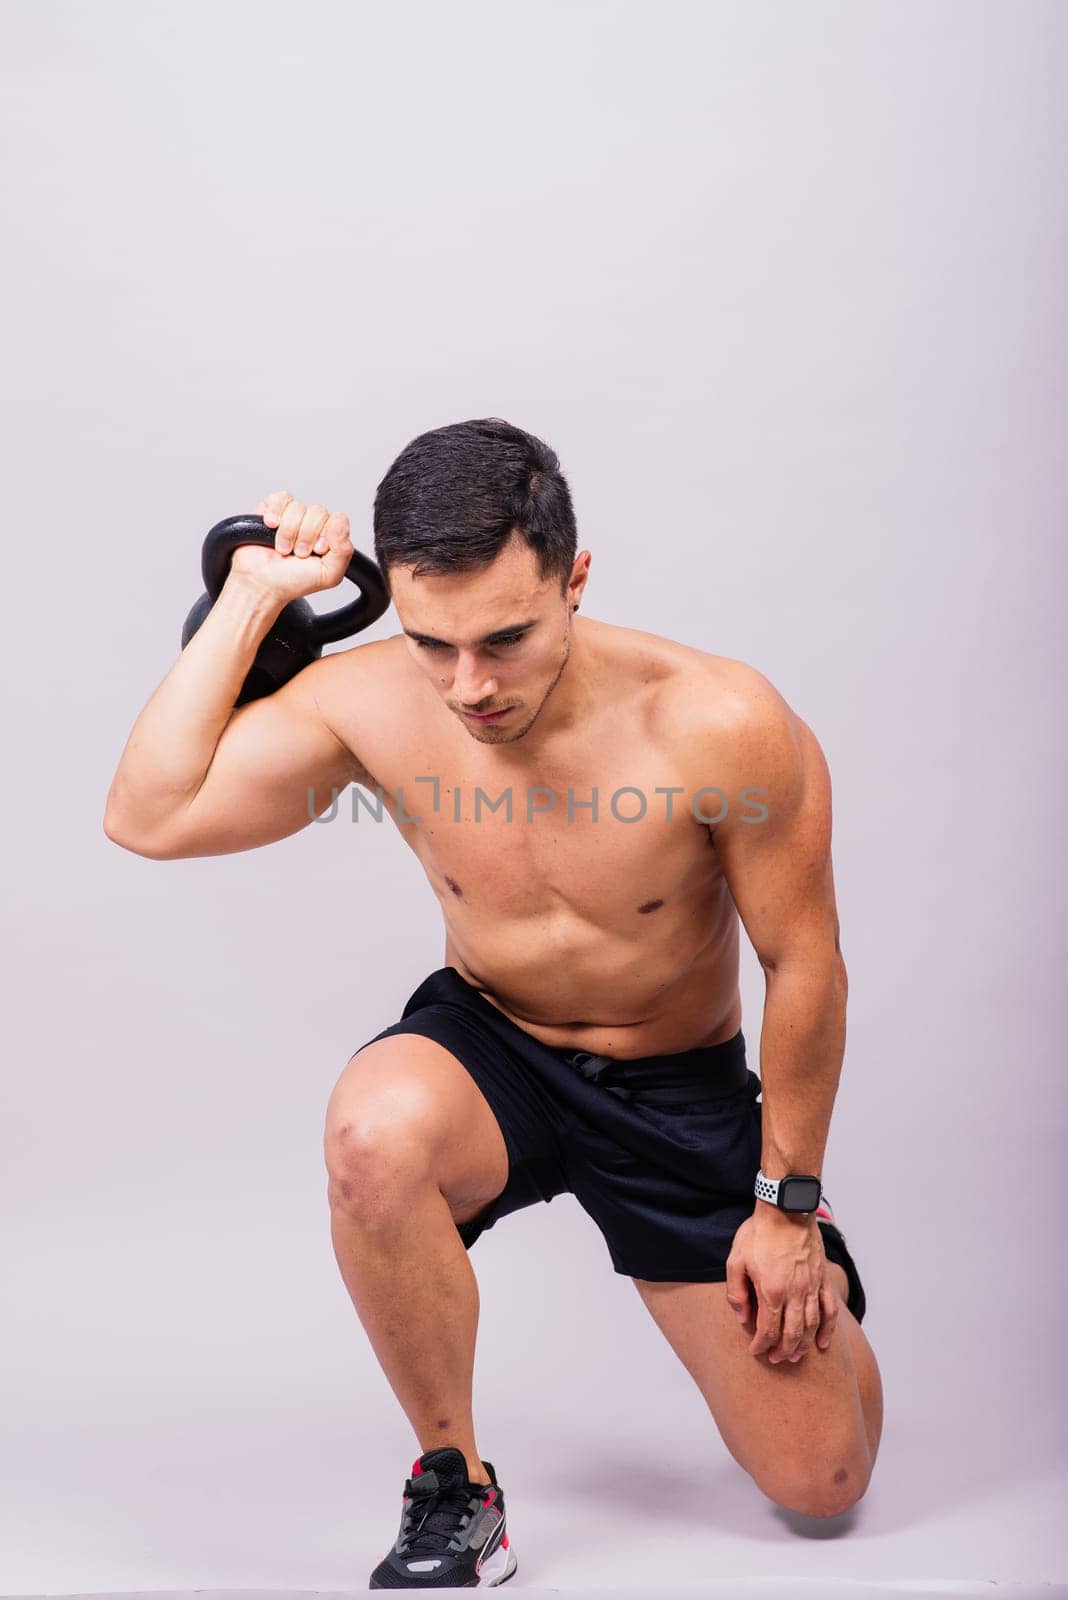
left=105, top=418, right=883, bottom=1588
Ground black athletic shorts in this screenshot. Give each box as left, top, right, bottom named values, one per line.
left=359, top=965, right=866, bottom=1323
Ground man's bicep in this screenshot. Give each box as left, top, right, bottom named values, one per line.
left=713, top=711, right=842, bottom=971
left=167, top=664, right=364, bottom=858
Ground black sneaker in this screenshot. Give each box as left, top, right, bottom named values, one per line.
left=368, top=1445, right=517, bottom=1589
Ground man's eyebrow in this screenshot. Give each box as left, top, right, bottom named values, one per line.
left=403, top=619, right=538, bottom=647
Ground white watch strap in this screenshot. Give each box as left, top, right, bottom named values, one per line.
left=754, top=1168, right=783, bottom=1206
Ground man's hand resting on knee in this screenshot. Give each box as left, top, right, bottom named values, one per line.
left=725, top=1210, right=839, bottom=1364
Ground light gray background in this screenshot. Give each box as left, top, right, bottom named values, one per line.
left=1, top=0, right=1064, bottom=1593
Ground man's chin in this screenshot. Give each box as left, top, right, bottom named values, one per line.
left=457, top=705, right=542, bottom=742
left=465, top=719, right=529, bottom=743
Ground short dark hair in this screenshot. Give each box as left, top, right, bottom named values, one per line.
left=373, top=417, right=577, bottom=594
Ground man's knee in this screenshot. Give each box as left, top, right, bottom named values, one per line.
left=324, top=1041, right=447, bottom=1225
left=322, top=1034, right=509, bottom=1227
left=760, top=1448, right=873, bottom=1520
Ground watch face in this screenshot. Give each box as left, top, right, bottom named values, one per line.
left=782, top=1176, right=821, bottom=1212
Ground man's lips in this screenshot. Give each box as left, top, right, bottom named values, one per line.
left=463, top=706, right=513, bottom=722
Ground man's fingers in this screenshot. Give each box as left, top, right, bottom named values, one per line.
left=783, top=1290, right=822, bottom=1362
left=319, top=535, right=355, bottom=586
left=768, top=1298, right=806, bottom=1363
left=276, top=498, right=307, bottom=553
left=314, top=511, right=349, bottom=556
left=801, top=1287, right=822, bottom=1356
left=293, top=503, right=330, bottom=558
left=816, top=1281, right=839, bottom=1350
left=748, top=1297, right=783, bottom=1357
left=254, top=489, right=293, bottom=527
left=725, top=1257, right=751, bottom=1325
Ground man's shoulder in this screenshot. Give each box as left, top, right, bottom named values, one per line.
left=640, top=641, right=821, bottom=808
left=305, top=632, right=413, bottom=705
left=292, top=635, right=414, bottom=781
left=658, top=651, right=832, bottom=837
left=315, top=631, right=408, bottom=672
left=593, top=619, right=755, bottom=697
left=639, top=634, right=794, bottom=741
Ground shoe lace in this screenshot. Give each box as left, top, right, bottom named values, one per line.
left=399, top=1474, right=487, bottom=1555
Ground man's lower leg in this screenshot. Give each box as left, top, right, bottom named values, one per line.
left=329, top=1176, right=491, bottom=1486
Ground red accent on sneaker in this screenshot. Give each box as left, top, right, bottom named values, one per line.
left=502, top=1533, right=510, bottom=1548
left=411, top=1459, right=424, bottom=1476
left=482, top=1486, right=498, bottom=1504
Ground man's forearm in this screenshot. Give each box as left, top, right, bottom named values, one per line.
left=758, top=957, right=848, bottom=1183
left=104, top=573, right=282, bottom=836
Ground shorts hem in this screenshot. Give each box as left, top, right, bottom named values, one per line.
left=612, top=1222, right=866, bottom=1326
left=613, top=1262, right=729, bottom=1282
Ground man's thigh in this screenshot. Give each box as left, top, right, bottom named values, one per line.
left=325, top=1034, right=511, bottom=1219
left=631, top=1274, right=878, bottom=1517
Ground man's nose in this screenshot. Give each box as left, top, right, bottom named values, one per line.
left=453, top=653, right=499, bottom=705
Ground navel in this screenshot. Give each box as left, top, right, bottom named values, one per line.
left=444, top=876, right=464, bottom=899
left=637, top=898, right=665, bottom=914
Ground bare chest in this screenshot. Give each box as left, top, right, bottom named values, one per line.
left=369, top=740, right=723, bottom=929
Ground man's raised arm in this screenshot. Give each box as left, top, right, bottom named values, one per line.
left=103, top=492, right=368, bottom=859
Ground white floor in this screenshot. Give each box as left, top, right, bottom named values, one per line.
left=2, top=1217, right=1064, bottom=1596
left=1, top=1423, right=1063, bottom=1597
left=3, top=1584, right=1066, bottom=1599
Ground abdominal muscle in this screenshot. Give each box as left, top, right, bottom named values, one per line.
left=442, top=898, right=743, bottom=1059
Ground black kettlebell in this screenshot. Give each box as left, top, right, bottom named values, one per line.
left=181, top=514, right=390, bottom=706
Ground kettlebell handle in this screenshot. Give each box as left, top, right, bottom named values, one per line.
left=201, top=514, right=389, bottom=644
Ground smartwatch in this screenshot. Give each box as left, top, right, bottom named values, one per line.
left=754, top=1168, right=823, bottom=1214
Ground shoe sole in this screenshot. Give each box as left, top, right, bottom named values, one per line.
left=368, top=1538, right=517, bottom=1588
left=477, top=1538, right=518, bottom=1586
